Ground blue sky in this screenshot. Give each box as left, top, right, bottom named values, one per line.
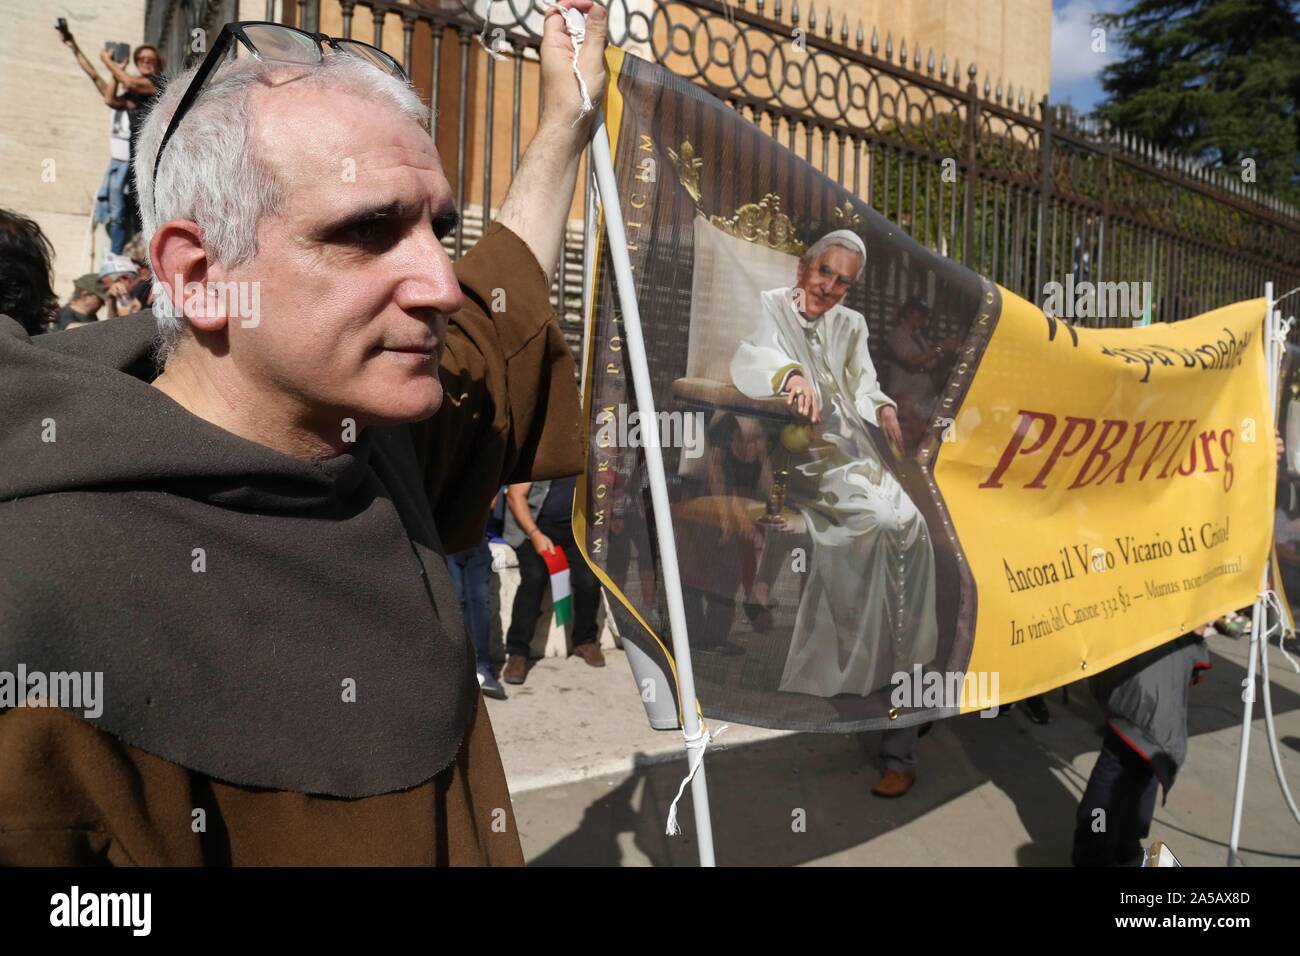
left=1051, top=0, right=1127, bottom=113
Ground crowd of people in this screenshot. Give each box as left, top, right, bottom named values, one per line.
left=0, top=24, right=167, bottom=338
left=0, top=210, right=156, bottom=336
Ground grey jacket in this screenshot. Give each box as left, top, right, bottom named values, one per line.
left=1090, top=632, right=1212, bottom=798
left=502, top=480, right=551, bottom=548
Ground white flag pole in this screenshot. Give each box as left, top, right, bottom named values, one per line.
left=1227, top=282, right=1278, bottom=865
left=588, top=109, right=718, bottom=866
left=580, top=148, right=598, bottom=396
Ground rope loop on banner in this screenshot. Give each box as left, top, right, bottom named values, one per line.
left=665, top=721, right=728, bottom=837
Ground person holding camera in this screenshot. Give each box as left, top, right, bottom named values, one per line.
left=58, top=21, right=164, bottom=254
left=97, top=43, right=165, bottom=159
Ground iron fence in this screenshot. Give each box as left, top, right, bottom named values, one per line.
left=151, top=0, right=1300, bottom=341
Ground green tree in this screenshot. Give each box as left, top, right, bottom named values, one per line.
left=1095, top=0, right=1300, bottom=204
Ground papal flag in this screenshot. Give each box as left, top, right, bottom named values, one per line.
left=576, top=48, right=1276, bottom=734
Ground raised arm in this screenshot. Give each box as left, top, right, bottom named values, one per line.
left=103, top=76, right=130, bottom=110
left=416, top=2, right=610, bottom=552
left=495, top=0, right=608, bottom=278
left=63, top=36, right=111, bottom=99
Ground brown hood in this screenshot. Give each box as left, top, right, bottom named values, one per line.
left=0, top=313, right=475, bottom=797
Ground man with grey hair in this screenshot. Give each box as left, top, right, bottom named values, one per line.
left=0, top=5, right=606, bottom=865
left=731, top=229, right=939, bottom=705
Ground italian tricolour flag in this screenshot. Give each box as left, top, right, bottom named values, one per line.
left=540, top=546, right=573, bottom=625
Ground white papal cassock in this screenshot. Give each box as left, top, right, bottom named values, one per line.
left=731, top=287, right=938, bottom=697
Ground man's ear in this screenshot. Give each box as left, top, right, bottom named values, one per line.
left=150, top=220, right=229, bottom=334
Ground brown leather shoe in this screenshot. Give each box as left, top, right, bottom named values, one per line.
left=871, top=769, right=915, bottom=798
left=572, top=642, right=606, bottom=667
left=502, top=655, right=528, bottom=685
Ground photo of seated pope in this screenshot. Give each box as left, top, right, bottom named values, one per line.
left=729, top=230, right=939, bottom=697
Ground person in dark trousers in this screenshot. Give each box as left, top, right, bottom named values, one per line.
left=677, top=413, right=784, bottom=655
left=998, top=693, right=1050, bottom=724
left=1074, top=430, right=1281, bottom=865
left=502, top=477, right=604, bottom=683
left=1071, top=631, right=1211, bottom=866
left=447, top=493, right=506, bottom=700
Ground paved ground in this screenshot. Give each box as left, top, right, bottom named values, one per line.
left=486, top=630, right=1300, bottom=866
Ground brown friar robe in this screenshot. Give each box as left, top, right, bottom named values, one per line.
left=0, top=223, right=582, bottom=865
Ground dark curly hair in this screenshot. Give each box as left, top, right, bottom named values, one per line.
left=0, top=208, right=57, bottom=336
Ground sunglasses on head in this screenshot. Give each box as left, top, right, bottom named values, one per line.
left=152, top=21, right=407, bottom=189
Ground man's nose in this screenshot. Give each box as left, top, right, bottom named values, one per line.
left=395, top=234, right=464, bottom=317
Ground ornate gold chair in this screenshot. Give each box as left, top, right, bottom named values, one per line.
left=668, top=140, right=865, bottom=531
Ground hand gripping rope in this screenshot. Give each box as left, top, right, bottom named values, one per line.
left=476, top=3, right=594, bottom=128
left=551, top=4, right=594, bottom=124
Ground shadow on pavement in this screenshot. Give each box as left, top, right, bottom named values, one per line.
left=527, top=643, right=1300, bottom=866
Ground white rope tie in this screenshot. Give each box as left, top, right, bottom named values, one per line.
left=477, top=32, right=506, bottom=61
left=665, top=722, right=727, bottom=836
left=478, top=0, right=593, bottom=122
left=1270, top=314, right=1294, bottom=346
left=550, top=4, right=594, bottom=125
left=476, top=1, right=506, bottom=61
left=1260, top=588, right=1300, bottom=673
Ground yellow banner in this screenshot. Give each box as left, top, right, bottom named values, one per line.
left=937, top=292, right=1273, bottom=710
